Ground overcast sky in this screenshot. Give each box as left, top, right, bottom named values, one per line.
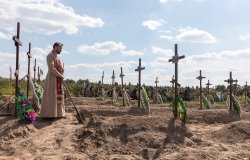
left=0, top=0, right=250, bottom=87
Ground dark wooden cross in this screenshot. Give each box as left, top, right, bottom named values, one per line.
left=205, top=80, right=212, bottom=96
left=224, top=72, right=237, bottom=110
left=168, top=44, right=185, bottom=118
left=170, top=75, right=180, bottom=94
left=170, top=75, right=175, bottom=92
left=155, top=77, right=159, bottom=90
left=101, top=71, right=104, bottom=95
left=13, top=22, right=22, bottom=117
left=120, top=67, right=125, bottom=106
left=37, top=66, right=40, bottom=83
left=135, top=58, right=145, bottom=108
left=101, top=71, right=104, bottom=86
left=33, top=59, right=36, bottom=80
left=196, top=70, right=206, bottom=109
left=111, top=70, right=115, bottom=102
left=26, top=43, right=32, bottom=98
left=245, top=81, right=248, bottom=107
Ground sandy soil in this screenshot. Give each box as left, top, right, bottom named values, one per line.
left=0, top=97, right=250, bottom=160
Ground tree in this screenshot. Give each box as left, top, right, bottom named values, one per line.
left=215, top=85, right=226, bottom=92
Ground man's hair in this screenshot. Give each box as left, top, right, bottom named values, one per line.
left=53, top=42, right=63, bottom=48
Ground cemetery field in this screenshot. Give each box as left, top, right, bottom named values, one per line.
left=0, top=97, right=250, bottom=160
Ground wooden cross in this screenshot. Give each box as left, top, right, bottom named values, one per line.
left=120, top=67, right=125, bottom=106
left=168, top=44, right=185, bottom=118
left=111, top=70, right=115, bottom=86
left=245, top=81, right=248, bottom=107
left=26, top=43, right=32, bottom=98
left=170, top=75, right=180, bottom=93
left=13, top=22, right=22, bottom=117
left=196, top=70, right=206, bottom=109
left=101, top=71, right=104, bottom=87
left=101, top=71, right=104, bottom=96
left=135, top=58, right=145, bottom=108
left=155, top=77, right=159, bottom=90
left=205, top=80, right=212, bottom=96
left=37, top=66, right=40, bottom=83
left=111, top=70, right=115, bottom=102
left=170, top=75, right=175, bottom=92
left=224, top=71, right=237, bottom=110
left=33, top=59, right=36, bottom=80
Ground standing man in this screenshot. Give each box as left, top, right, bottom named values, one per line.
left=40, top=42, right=65, bottom=118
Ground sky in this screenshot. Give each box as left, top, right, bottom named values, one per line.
left=0, top=0, right=250, bottom=87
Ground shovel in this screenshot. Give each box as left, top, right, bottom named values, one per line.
left=63, top=81, right=85, bottom=123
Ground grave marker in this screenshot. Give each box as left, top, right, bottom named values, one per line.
left=12, top=22, right=22, bottom=117
left=168, top=44, right=185, bottom=118
left=196, top=70, right=205, bottom=109
left=224, top=72, right=237, bottom=110
left=135, top=58, right=145, bottom=108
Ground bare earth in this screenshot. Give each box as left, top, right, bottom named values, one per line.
left=0, top=97, right=250, bottom=160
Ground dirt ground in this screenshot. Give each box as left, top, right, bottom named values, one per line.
left=0, top=97, right=250, bottom=160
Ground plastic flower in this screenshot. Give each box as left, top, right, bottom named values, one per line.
left=29, top=111, right=36, bottom=123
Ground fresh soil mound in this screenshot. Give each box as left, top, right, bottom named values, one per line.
left=187, top=109, right=241, bottom=124
left=211, top=121, right=250, bottom=144
left=0, top=117, right=37, bottom=141
left=79, top=106, right=153, bottom=118
left=75, top=115, right=194, bottom=159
